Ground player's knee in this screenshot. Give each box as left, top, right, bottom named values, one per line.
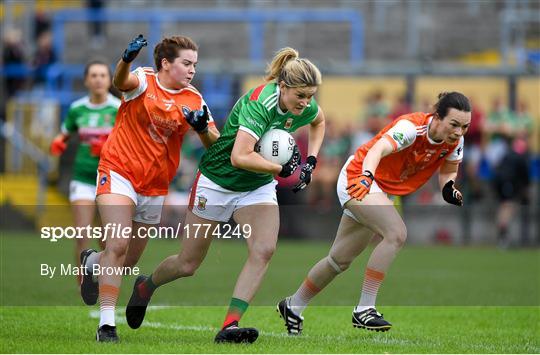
left=384, top=226, right=407, bottom=248
left=177, top=256, right=202, bottom=277
left=250, top=244, right=276, bottom=263
left=326, top=255, right=348, bottom=273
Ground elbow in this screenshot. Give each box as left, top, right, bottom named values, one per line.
left=113, top=78, right=126, bottom=91
left=230, top=154, right=240, bottom=168
left=230, top=152, right=244, bottom=169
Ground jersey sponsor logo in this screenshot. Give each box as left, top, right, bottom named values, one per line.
left=148, top=111, right=180, bottom=144
left=146, top=93, right=157, bottom=100
left=285, top=118, right=293, bottom=129
left=197, top=196, right=207, bottom=211
left=245, top=117, right=264, bottom=130
left=392, top=132, right=404, bottom=144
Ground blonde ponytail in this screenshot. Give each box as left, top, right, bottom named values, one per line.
left=265, top=47, right=299, bottom=82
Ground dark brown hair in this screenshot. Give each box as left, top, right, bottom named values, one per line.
left=84, top=60, right=111, bottom=78
left=434, top=92, right=471, bottom=119
left=154, top=36, right=198, bottom=71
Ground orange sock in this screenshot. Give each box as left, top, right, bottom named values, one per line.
left=99, top=284, right=119, bottom=326
left=357, top=268, right=385, bottom=310
left=289, top=277, right=321, bottom=315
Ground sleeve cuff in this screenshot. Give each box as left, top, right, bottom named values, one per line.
left=383, top=134, right=398, bottom=152
left=239, top=126, right=260, bottom=140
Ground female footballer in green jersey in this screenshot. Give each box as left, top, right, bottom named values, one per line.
left=125, top=47, right=326, bottom=344
left=50, top=60, right=120, bottom=279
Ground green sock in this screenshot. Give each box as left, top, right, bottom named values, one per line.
left=223, top=297, right=249, bottom=328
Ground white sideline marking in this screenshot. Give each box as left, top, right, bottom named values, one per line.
left=88, top=307, right=413, bottom=344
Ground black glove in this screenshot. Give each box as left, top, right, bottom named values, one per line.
left=292, top=155, right=317, bottom=193
left=122, top=34, right=148, bottom=63
left=186, top=105, right=210, bottom=133
left=278, top=145, right=301, bottom=178
left=442, top=180, right=463, bottom=206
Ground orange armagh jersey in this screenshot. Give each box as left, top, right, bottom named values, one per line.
left=346, top=112, right=464, bottom=196
left=99, top=67, right=215, bottom=196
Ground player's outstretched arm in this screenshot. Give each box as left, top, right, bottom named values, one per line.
left=113, top=34, right=147, bottom=91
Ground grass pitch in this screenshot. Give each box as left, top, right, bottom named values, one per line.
left=0, top=232, right=538, bottom=353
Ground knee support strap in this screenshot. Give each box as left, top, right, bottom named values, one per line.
left=326, top=255, right=343, bottom=274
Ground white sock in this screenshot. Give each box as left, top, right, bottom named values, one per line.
left=354, top=305, right=373, bottom=313
left=99, top=309, right=115, bottom=327
left=288, top=296, right=306, bottom=317
left=357, top=290, right=377, bottom=310
left=85, top=251, right=101, bottom=270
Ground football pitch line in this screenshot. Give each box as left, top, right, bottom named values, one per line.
left=88, top=306, right=414, bottom=346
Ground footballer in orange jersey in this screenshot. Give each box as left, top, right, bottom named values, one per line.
left=278, top=92, right=471, bottom=335
left=79, top=35, right=220, bottom=342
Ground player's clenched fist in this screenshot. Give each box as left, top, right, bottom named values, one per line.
left=346, top=170, right=374, bottom=201
left=186, top=105, right=210, bottom=133
left=122, top=34, right=148, bottom=63
left=279, top=145, right=301, bottom=178
left=442, top=180, right=463, bottom=206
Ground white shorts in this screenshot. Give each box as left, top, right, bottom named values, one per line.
left=69, top=180, right=96, bottom=202
left=189, top=172, right=278, bottom=222
left=96, top=168, right=165, bottom=225
left=337, top=155, right=384, bottom=222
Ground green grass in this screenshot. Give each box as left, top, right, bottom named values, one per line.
left=1, top=232, right=539, bottom=353
left=0, top=306, right=537, bottom=353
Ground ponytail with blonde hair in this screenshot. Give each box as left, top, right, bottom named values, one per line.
left=265, top=47, right=322, bottom=88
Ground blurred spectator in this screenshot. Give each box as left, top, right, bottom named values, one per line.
left=363, top=90, right=390, bottom=133
left=2, top=27, right=26, bottom=98
left=350, top=91, right=391, bottom=152
left=492, top=138, right=530, bottom=248
left=308, top=120, right=349, bottom=210
left=513, top=101, right=533, bottom=140
left=416, top=96, right=433, bottom=113
left=488, top=99, right=533, bottom=248
left=484, top=97, right=513, bottom=170
left=87, top=0, right=106, bottom=47
left=462, top=98, right=486, bottom=200
left=32, top=31, right=57, bottom=85
left=390, top=94, right=412, bottom=120
left=34, top=11, right=51, bottom=39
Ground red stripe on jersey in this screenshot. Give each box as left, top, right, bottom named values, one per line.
left=249, top=84, right=266, bottom=101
